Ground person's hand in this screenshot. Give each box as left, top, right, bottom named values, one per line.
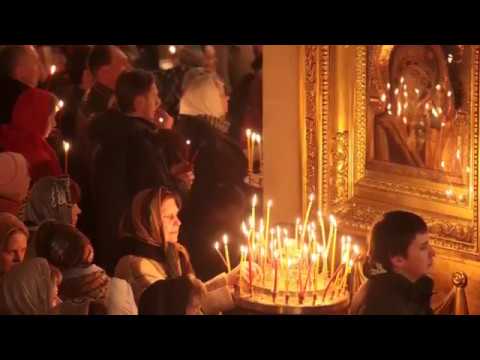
left=227, top=262, right=262, bottom=287
left=157, top=108, right=175, bottom=129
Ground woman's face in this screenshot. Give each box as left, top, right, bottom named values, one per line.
left=44, top=111, right=56, bottom=138
left=160, top=197, right=181, bottom=244
left=71, top=203, right=82, bottom=227
left=0, top=231, right=28, bottom=274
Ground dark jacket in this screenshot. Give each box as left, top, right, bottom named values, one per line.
left=175, top=114, right=248, bottom=281
left=89, top=110, right=178, bottom=274
left=69, top=82, right=114, bottom=243
left=350, top=272, right=434, bottom=315
left=0, top=76, right=30, bottom=124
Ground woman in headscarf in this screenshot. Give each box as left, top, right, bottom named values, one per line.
left=24, top=176, right=81, bottom=231
left=115, top=187, right=256, bottom=314
left=175, top=68, right=248, bottom=281
left=0, top=88, right=63, bottom=184
left=23, top=176, right=81, bottom=259
left=35, top=221, right=137, bottom=315
left=0, top=258, right=62, bottom=315
left=0, top=212, right=29, bottom=276
left=0, top=152, right=30, bottom=217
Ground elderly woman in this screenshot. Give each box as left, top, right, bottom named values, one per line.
left=115, top=187, right=257, bottom=315
left=175, top=68, right=248, bottom=281
left=0, top=212, right=29, bottom=276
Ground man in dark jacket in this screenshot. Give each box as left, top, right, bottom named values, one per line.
left=90, top=69, right=191, bottom=275
left=350, top=211, right=436, bottom=315
left=71, top=45, right=129, bottom=242
left=0, top=45, right=41, bottom=124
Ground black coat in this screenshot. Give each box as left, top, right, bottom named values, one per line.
left=350, top=272, right=434, bottom=315
left=0, top=76, right=29, bottom=124
left=175, top=114, right=248, bottom=281
left=89, top=110, right=178, bottom=274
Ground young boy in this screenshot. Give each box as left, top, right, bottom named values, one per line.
left=350, top=211, right=436, bottom=315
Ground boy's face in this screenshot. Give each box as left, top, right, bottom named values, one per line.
left=391, top=232, right=435, bottom=282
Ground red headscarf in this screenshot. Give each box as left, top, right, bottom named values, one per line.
left=0, top=88, right=63, bottom=184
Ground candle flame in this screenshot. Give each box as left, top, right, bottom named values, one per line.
left=267, top=200, right=273, bottom=208
left=402, top=116, right=407, bottom=125
left=341, top=235, right=346, bottom=245
left=400, top=76, right=404, bottom=84
left=329, top=215, right=336, bottom=226
left=246, top=129, right=252, bottom=138
left=56, top=100, right=64, bottom=112
left=403, top=91, right=408, bottom=98
left=159, top=117, right=164, bottom=123
left=394, top=88, right=399, bottom=96
left=387, top=103, right=392, bottom=110
left=50, top=65, right=56, bottom=75
left=431, top=107, right=439, bottom=118
left=466, top=166, right=471, bottom=173
left=353, top=244, right=360, bottom=255
left=287, top=258, right=292, bottom=267
left=448, top=54, right=453, bottom=63
left=447, top=90, right=452, bottom=97
left=349, top=259, right=354, bottom=267
left=308, top=193, right=315, bottom=202
left=252, top=194, right=257, bottom=207
left=169, top=45, right=176, bottom=55
left=386, top=82, right=391, bottom=90
left=456, top=149, right=461, bottom=160
left=380, top=93, right=387, bottom=102
left=397, top=101, right=402, bottom=116
left=436, top=84, right=441, bottom=91
left=403, top=102, right=408, bottom=110
left=186, top=139, right=191, bottom=146
left=425, top=102, right=431, bottom=110
left=441, top=161, right=445, bottom=170
left=446, top=189, right=453, bottom=198
left=214, top=242, right=219, bottom=250
left=256, top=134, right=262, bottom=143
left=63, top=141, right=70, bottom=152
left=222, top=234, right=228, bottom=244
left=437, top=107, right=443, bottom=115
left=241, top=222, right=248, bottom=236
left=311, top=253, right=318, bottom=262
left=296, top=217, right=301, bottom=225
left=415, top=88, right=420, bottom=96
left=441, top=122, right=446, bottom=127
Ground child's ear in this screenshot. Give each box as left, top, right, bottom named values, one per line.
left=390, top=255, right=406, bottom=270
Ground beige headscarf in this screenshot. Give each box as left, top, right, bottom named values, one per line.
left=0, top=258, right=54, bottom=314
left=179, top=67, right=228, bottom=119
left=0, top=212, right=29, bottom=254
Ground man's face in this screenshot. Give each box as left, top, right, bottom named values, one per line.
left=391, top=232, right=435, bottom=282
left=136, top=83, right=161, bottom=122
left=160, top=198, right=181, bottom=244
left=16, top=46, right=41, bottom=88
left=0, top=231, right=28, bottom=274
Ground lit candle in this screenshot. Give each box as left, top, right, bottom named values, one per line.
left=256, top=134, right=262, bottom=164
left=50, top=65, right=56, bottom=76
left=169, top=45, right=176, bottom=55
left=251, top=194, right=257, bottom=231
left=63, top=141, right=70, bottom=175
left=246, top=129, right=252, bottom=173
left=265, top=200, right=272, bottom=245
left=250, top=132, right=257, bottom=173
left=222, top=234, right=231, bottom=273
left=317, top=210, right=326, bottom=247
left=185, top=139, right=191, bottom=160
left=295, top=217, right=300, bottom=248
left=301, top=193, right=315, bottom=241
left=214, top=242, right=229, bottom=271
left=158, top=117, right=164, bottom=127
left=272, top=250, right=279, bottom=303
left=248, top=246, right=254, bottom=296
left=285, top=258, right=291, bottom=304
left=312, top=253, right=318, bottom=305
left=331, top=216, right=338, bottom=274
left=260, top=247, right=266, bottom=286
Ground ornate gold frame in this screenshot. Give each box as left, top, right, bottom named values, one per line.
left=300, top=45, right=480, bottom=259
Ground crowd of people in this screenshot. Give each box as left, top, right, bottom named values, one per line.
left=0, top=45, right=262, bottom=315
left=0, top=45, right=438, bottom=315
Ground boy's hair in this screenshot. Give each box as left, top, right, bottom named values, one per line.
left=368, top=211, right=427, bottom=271
left=115, top=69, right=155, bottom=114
